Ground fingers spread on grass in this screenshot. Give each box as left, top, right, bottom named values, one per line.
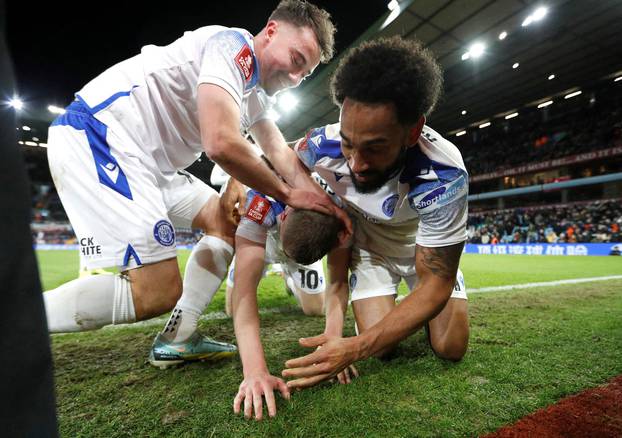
left=252, top=386, right=263, bottom=421
left=263, top=383, right=277, bottom=418
left=284, top=350, right=322, bottom=369
left=276, top=378, right=291, bottom=400
left=286, top=374, right=330, bottom=390
left=233, top=390, right=244, bottom=414
left=244, top=387, right=253, bottom=419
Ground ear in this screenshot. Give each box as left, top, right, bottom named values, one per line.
left=407, top=115, right=426, bottom=147
left=336, top=228, right=351, bottom=248
left=265, top=20, right=278, bottom=40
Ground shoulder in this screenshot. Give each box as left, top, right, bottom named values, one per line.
left=400, top=125, right=468, bottom=188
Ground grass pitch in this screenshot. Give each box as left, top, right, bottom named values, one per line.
left=39, top=251, right=622, bottom=437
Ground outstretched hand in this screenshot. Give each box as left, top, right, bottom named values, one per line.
left=282, top=334, right=362, bottom=390
left=233, top=372, right=290, bottom=420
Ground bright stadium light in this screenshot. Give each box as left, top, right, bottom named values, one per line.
left=523, top=6, right=548, bottom=26
left=387, top=0, right=399, bottom=11
left=456, top=130, right=466, bottom=137
left=48, top=105, right=66, bottom=115
left=532, top=6, right=548, bottom=21
left=277, top=92, right=299, bottom=112
left=564, top=90, right=582, bottom=99
left=18, top=141, right=24, bottom=145
left=479, top=122, right=491, bottom=129
left=461, top=110, right=467, bottom=115
left=548, top=74, right=555, bottom=80
left=22, top=125, right=31, bottom=131
left=498, top=31, right=507, bottom=40
left=614, top=76, right=622, bottom=82
left=505, top=112, right=519, bottom=120
left=32, top=137, right=39, bottom=141
left=512, top=62, right=520, bottom=69
left=462, top=42, right=486, bottom=61
left=9, top=97, right=24, bottom=110
left=25, top=141, right=38, bottom=146
left=538, top=100, right=553, bottom=108
left=469, top=42, right=485, bottom=59
left=38, top=143, right=48, bottom=148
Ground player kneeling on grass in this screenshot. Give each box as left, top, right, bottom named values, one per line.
left=282, top=36, right=470, bottom=389
left=42, top=0, right=346, bottom=366
left=231, top=190, right=353, bottom=419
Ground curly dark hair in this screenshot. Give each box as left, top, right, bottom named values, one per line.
left=330, top=36, right=443, bottom=124
left=269, top=0, right=336, bottom=63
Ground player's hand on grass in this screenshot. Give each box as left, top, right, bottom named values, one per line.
left=335, top=364, right=359, bottom=385
left=285, top=189, right=353, bottom=239
left=221, top=178, right=246, bottom=225
left=282, top=334, right=362, bottom=390
left=233, top=372, right=290, bottom=420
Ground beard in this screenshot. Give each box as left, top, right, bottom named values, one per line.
left=348, top=147, right=407, bottom=194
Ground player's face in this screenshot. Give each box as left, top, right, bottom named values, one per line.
left=258, top=21, right=321, bottom=96
left=339, top=98, right=420, bottom=194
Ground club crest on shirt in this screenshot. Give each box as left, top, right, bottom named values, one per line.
left=235, top=44, right=254, bottom=82
left=153, top=220, right=175, bottom=247
left=382, top=194, right=399, bottom=217
left=246, top=195, right=271, bottom=224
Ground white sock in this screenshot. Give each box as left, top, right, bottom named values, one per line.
left=44, top=273, right=135, bottom=333
left=161, top=235, right=233, bottom=342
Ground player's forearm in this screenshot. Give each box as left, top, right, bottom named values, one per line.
left=232, top=292, right=269, bottom=376
left=357, top=280, right=453, bottom=359
left=205, top=136, right=290, bottom=202
left=323, top=282, right=349, bottom=337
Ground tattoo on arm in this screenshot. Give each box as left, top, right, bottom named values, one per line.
left=416, top=242, right=465, bottom=280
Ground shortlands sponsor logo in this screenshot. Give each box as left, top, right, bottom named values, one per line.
left=412, top=175, right=467, bottom=211
left=235, top=44, right=254, bottom=82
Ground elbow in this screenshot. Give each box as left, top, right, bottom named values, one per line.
left=203, top=141, right=227, bottom=163
left=203, top=131, right=235, bottom=164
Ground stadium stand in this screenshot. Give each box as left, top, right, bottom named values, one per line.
left=468, top=199, right=622, bottom=244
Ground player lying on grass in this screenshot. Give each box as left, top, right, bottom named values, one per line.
left=230, top=185, right=355, bottom=420
left=282, top=36, right=470, bottom=388
left=43, top=2, right=350, bottom=360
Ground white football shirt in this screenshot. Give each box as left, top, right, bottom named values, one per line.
left=75, top=26, right=272, bottom=175
left=295, top=123, right=469, bottom=257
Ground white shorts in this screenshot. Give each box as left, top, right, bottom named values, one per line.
left=47, top=107, right=216, bottom=270
left=226, top=234, right=326, bottom=295
left=349, top=247, right=467, bottom=302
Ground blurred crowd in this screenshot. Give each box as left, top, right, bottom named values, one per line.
left=468, top=200, right=622, bottom=244
left=456, top=85, right=622, bottom=176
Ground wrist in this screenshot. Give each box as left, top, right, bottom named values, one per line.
left=354, top=331, right=374, bottom=361
left=243, top=364, right=269, bottom=378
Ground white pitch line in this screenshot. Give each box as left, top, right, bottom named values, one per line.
left=469, top=275, right=622, bottom=293
left=53, top=276, right=622, bottom=335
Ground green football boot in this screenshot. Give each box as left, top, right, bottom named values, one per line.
left=148, top=331, right=237, bottom=369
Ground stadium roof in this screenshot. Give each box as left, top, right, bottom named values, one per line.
left=277, top=0, right=622, bottom=140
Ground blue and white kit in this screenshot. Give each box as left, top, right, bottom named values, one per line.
left=47, top=26, right=273, bottom=269
left=295, top=123, right=468, bottom=301
left=227, top=189, right=326, bottom=295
